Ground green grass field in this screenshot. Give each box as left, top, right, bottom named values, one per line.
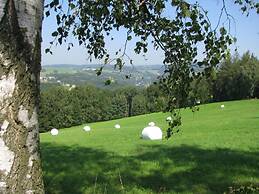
left=40, top=99, right=259, bottom=194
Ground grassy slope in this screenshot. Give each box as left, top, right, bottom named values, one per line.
left=40, top=99, right=259, bottom=194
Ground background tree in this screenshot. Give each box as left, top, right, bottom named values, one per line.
left=145, top=84, right=167, bottom=112
left=132, top=94, right=148, bottom=116
left=188, top=76, right=213, bottom=104
left=213, top=52, right=259, bottom=101
left=109, top=93, right=128, bottom=119
left=119, top=87, right=138, bottom=117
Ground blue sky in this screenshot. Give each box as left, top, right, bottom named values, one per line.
left=42, top=0, right=259, bottom=66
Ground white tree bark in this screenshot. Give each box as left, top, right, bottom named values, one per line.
left=0, top=0, right=44, bottom=193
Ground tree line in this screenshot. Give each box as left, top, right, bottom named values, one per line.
left=39, top=84, right=166, bottom=132
left=190, top=52, right=259, bottom=103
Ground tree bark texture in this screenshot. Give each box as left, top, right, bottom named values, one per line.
left=0, top=0, right=44, bottom=193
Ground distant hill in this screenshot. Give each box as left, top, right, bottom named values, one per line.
left=40, top=64, right=164, bottom=90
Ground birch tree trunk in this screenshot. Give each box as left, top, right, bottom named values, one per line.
left=0, top=0, right=44, bottom=193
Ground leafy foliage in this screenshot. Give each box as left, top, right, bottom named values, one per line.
left=235, top=0, right=259, bottom=14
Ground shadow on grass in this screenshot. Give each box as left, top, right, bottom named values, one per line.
left=41, top=143, right=259, bottom=194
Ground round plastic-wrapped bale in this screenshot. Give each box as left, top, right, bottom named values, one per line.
left=114, top=124, right=121, bottom=129
left=141, top=125, right=162, bottom=140
left=50, top=128, right=59, bottom=136
left=83, top=125, right=91, bottom=132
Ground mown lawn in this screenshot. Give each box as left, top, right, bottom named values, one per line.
left=40, top=99, right=259, bottom=194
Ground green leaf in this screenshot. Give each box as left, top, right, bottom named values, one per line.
left=220, top=27, right=226, bottom=35
left=104, top=57, right=109, bottom=64
left=96, top=67, right=103, bottom=76
left=58, top=37, right=62, bottom=44
left=56, top=15, right=61, bottom=25
left=50, top=2, right=55, bottom=8
left=52, top=31, right=58, bottom=37
left=45, top=48, right=52, bottom=55
left=45, top=11, right=50, bottom=17
left=53, top=0, right=59, bottom=6
left=104, top=79, right=112, bottom=85
left=45, top=48, right=50, bottom=53
left=185, top=22, right=192, bottom=27
left=69, top=3, right=76, bottom=9
left=115, top=58, right=123, bottom=70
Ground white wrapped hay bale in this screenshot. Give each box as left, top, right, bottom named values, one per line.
left=50, top=128, right=59, bottom=136
left=114, top=124, right=121, bottom=129
left=141, top=126, right=162, bottom=140
left=83, top=125, right=91, bottom=132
